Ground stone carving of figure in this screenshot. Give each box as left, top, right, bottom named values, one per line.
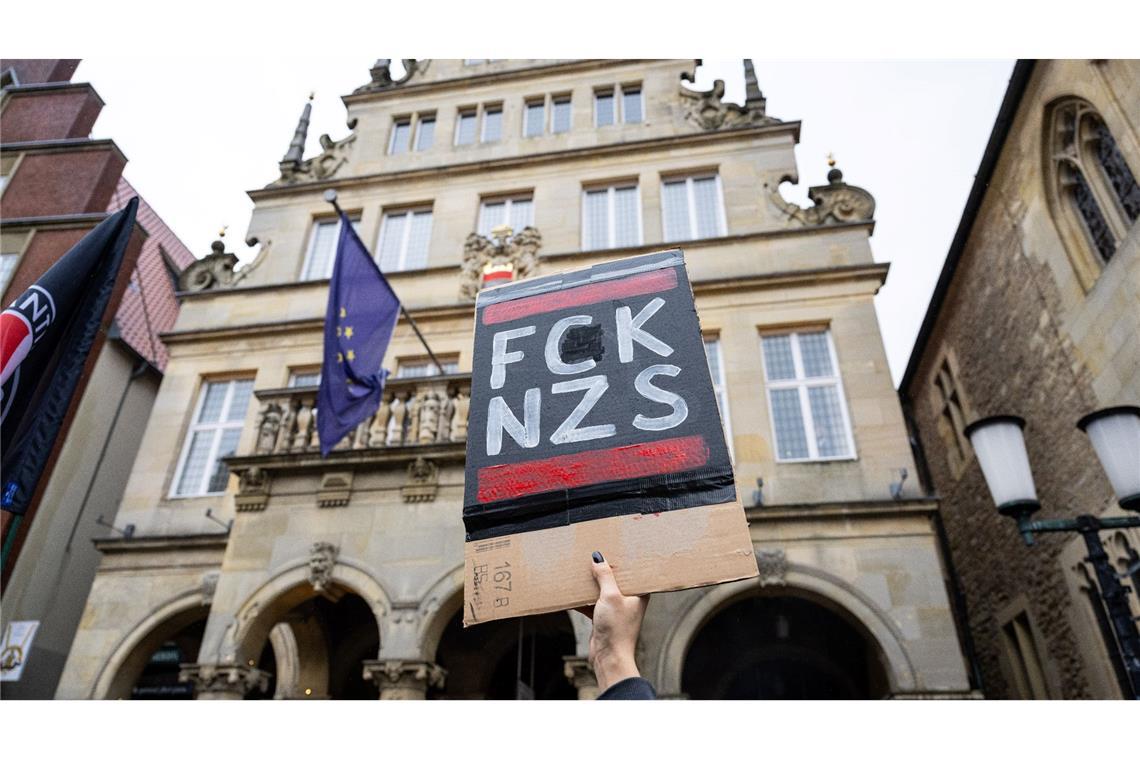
left=275, top=401, right=297, bottom=453
left=450, top=391, right=470, bottom=442
left=436, top=388, right=456, bottom=443
left=386, top=394, right=406, bottom=446
left=418, top=391, right=441, bottom=444
left=256, top=403, right=282, bottom=454
left=293, top=403, right=312, bottom=451
left=370, top=395, right=391, bottom=447
left=239, top=466, right=269, bottom=495
left=309, top=408, right=321, bottom=450
left=405, top=391, right=422, bottom=445
left=308, top=542, right=339, bottom=593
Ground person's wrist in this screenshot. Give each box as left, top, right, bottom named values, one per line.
left=592, top=647, right=640, bottom=693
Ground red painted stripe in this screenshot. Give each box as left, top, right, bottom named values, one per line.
left=476, top=434, right=709, bottom=504
left=481, top=267, right=678, bottom=325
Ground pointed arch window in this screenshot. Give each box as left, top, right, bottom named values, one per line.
left=1046, top=98, right=1139, bottom=287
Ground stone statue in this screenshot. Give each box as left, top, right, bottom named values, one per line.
left=406, top=392, right=422, bottom=444
left=386, top=395, right=406, bottom=446
left=450, top=391, right=470, bottom=442
left=437, top=389, right=456, bottom=443
left=419, top=391, right=441, bottom=444
left=294, top=403, right=312, bottom=451
left=275, top=401, right=297, bottom=453
left=256, top=403, right=282, bottom=455
left=370, top=395, right=391, bottom=447
left=309, top=408, right=321, bottom=450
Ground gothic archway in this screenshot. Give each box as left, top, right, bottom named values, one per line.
left=431, top=609, right=577, bottom=699
left=681, top=594, right=890, bottom=699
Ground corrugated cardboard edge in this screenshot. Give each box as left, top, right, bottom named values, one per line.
left=463, top=500, right=757, bottom=626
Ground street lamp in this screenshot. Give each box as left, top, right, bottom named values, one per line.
left=964, top=406, right=1140, bottom=699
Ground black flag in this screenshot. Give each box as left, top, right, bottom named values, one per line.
left=1, top=198, right=139, bottom=515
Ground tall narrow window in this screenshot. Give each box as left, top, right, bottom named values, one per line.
left=482, top=105, right=502, bottom=143
left=1091, top=119, right=1140, bottom=223
left=1047, top=98, right=1139, bottom=281
left=622, top=86, right=643, bottom=123
left=552, top=95, right=572, bottom=133
left=172, top=378, right=254, bottom=497
left=524, top=100, right=546, bottom=137
left=662, top=174, right=725, bottom=242
left=704, top=336, right=733, bottom=457
left=933, top=358, right=970, bottom=477
left=761, top=330, right=855, bottom=462
left=300, top=216, right=360, bottom=281
left=1001, top=611, right=1051, bottom=699
left=582, top=184, right=641, bottom=250
left=378, top=208, right=433, bottom=272
left=594, top=89, right=615, bottom=127
left=415, top=115, right=435, bottom=151
left=388, top=117, right=412, bottom=154
left=456, top=108, right=477, bottom=145
left=479, top=195, right=534, bottom=237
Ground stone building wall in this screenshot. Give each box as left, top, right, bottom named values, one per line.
left=904, top=59, right=1140, bottom=699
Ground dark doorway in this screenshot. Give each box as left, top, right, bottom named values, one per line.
left=131, top=618, right=206, bottom=699
left=682, top=595, right=889, bottom=699
left=432, top=611, right=577, bottom=699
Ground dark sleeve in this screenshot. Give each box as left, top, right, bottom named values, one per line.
left=597, top=677, right=657, bottom=700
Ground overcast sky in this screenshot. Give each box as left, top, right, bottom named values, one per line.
left=72, top=58, right=1013, bottom=385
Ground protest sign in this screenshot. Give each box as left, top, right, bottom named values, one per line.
left=463, top=250, right=757, bottom=625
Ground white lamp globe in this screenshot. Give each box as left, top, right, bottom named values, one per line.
left=964, top=415, right=1041, bottom=519
left=1078, top=406, right=1140, bottom=512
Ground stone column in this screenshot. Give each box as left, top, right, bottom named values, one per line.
left=179, top=663, right=269, bottom=700
left=362, top=659, right=446, bottom=699
left=563, top=656, right=599, bottom=700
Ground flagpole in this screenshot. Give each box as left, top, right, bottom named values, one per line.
left=324, top=190, right=447, bottom=376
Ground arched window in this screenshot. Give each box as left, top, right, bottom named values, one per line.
left=1045, top=98, right=1139, bottom=287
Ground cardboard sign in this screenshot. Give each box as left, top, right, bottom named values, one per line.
left=463, top=250, right=757, bottom=625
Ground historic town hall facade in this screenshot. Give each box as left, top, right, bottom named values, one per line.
left=56, top=60, right=974, bottom=699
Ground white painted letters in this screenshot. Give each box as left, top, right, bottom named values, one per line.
left=550, top=375, right=615, bottom=444
left=490, top=325, right=536, bottom=390
left=544, top=315, right=596, bottom=375
left=633, top=364, right=688, bottom=431
left=486, top=389, right=541, bottom=456
left=616, top=297, right=673, bottom=363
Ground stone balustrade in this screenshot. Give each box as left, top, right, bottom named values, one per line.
left=250, top=373, right=472, bottom=457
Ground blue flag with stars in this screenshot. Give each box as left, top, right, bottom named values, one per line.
left=317, top=211, right=400, bottom=456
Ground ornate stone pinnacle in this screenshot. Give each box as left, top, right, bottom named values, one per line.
left=281, top=99, right=312, bottom=166
left=743, top=58, right=765, bottom=106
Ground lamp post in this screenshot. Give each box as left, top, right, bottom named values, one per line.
left=964, top=406, right=1140, bottom=700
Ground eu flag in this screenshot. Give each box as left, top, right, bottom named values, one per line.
left=317, top=211, right=400, bottom=456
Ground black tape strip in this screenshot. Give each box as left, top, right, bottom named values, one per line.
left=462, top=465, right=737, bottom=542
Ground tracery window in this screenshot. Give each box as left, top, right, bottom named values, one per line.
left=1046, top=98, right=1139, bottom=287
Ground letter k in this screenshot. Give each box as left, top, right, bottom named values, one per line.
left=616, top=297, right=674, bottom=363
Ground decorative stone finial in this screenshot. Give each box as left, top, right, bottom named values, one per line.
left=826, top=153, right=843, bottom=183
left=281, top=98, right=312, bottom=167
left=743, top=59, right=765, bottom=108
